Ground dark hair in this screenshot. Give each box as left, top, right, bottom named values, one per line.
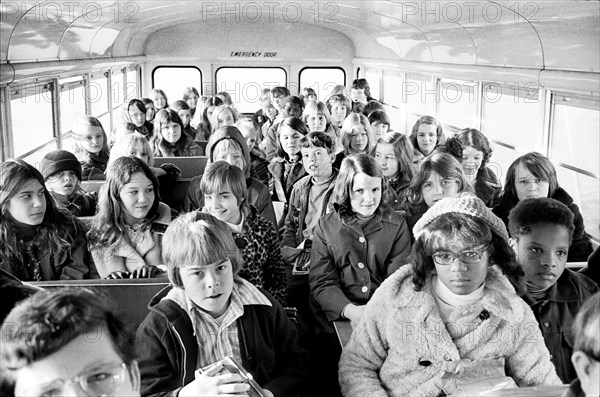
left=373, top=132, right=415, bottom=184
left=409, top=115, right=445, bottom=155
left=300, top=131, right=335, bottom=154
left=276, top=117, right=309, bottom=159
left=271, top=86, right=290, bottom=98
left=333, top=153, right=386, bottom=217
left=410, top=212, right=524, bottom=294
left=141, top=98, right=154, bottom=106
left=445, top=128, right=493, bottom=167
left=152, top=108, right=190, bottom=155
left=194, top=96, right=224, bottom=136
left=284, top=96, right=305, bottom=115
left=504, top=152, right=559, bottom=201
left=508, top=197, right=575, bottom=243
left=368, top=110, right=390, bottom=126
left=362, top=100, right=385, bottom=117
left=0, top=288, right=136, bottom=390
left=200, top=161, right=247, bottom=210
left=171, top=100, right=190, bottom=112
left=351, top=78, right=371, bottom=97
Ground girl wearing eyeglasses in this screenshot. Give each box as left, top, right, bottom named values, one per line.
left=339, top=196, right=562, bottom=396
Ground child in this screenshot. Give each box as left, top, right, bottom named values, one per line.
left=235, top=118, right=270, bottom=188
left=338, top=113, right=374, bottom=170
left=339, top=196, right=562, bottom=396
left=216, top=91, right=234, bottom=108
left=182, top=86, right=200, bottom=117
left=568, top=292, right=600, bottom=397
left=265, top=95, right=304, bottom=161
left=185, top=126, right=276, bottom=227
left=191, top=96, right=223, bottom=140
left=303, top=101, right=340, bottom=150
left=152, top=109, right=203, bottom=157
left=309, top=153, right=411, bottom=396
left=72, top=115, right=110, bottom=180
left=368, top=109, right=391, bottom=139
left=1, top=288, right=141, bottom=397
left=282, top=131, right=338, bottom=343
left=373, top=132, right=416, bottom=211
left=268, top=117, right=309, bottom=204
left=209, top=105, right=238, bottom=137
left=493, top=152, right=593, bottom=261
left=0, top=160, right=95, bottom=281
left=136, top=211, right=308, bottom=396
left=88, top=156, right=172, bottom=279
left=361, top=99, right=385, bottom=118
left=508, top=197, right=599, bottom=383
left=40, top=150, right=97, bottom=217
left=326, top=93, right=351, bottom=129
left=141, top=97, right=156, bottom=122
left=151, top=88, right=168, bottom=110
left=406, top=152, right=473, bottom=238
left=201, top=161, right=286, bottom=305
left=171, top=100, right=197, bottom=142
left=300, top=87, right=317, bottom=106
left=445, top=128, right=502, bottom=207
left=410, top=115, right=445, bottom=164
left=253, top=88, right=272, bottom=129
left=115, top=99, right=153, bottom=141
left=350, top=78, right=375, bottom=113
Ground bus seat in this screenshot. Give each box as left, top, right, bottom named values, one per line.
left=29, top=277, right=169, bottom=333
left=80, top=180, right=105, bottom=193
left=153, top=156, right=209, bottom=180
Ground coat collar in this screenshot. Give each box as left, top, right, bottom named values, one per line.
left=524, top=269, right=582, bottom=304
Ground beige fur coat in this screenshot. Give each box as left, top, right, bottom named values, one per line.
left=339, top=264, right=562, bottom=397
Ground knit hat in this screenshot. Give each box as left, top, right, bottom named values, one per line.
left=206, top=126, right=250, bottom=177
left=413, top=195, right=509, bottom=243
left=40, top=150, right=82, bottom=181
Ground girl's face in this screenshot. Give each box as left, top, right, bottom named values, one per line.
left=422, top=171, right=460, bottom=207
left=349, top=124, right=369, bottom=153
left=128, top=143, right=150, bottom=164
left=46, top=171, right=78, bottom=197
left=371, top=122, right=389, bottom=139
left=214, top=142, right=245, bottom=170
left=217, top=109, right=235, bottom=129
left=128, top=105, right=146, bottom=127
left=7, top=179, right=47, bottom=226
left=350, top=173, right=382, bottom=218
left=374, top=143, right=398, bottom=179
left=284, top=102, right=302, bottom=119
left=161, top=121, right=181, bottom=144
left=461, top=146, right=484, bottom=178
left=239, top=126, right=258, bottom=152
left=79, top=126, right=104, bottom=155
left=118, top=171, right=154, bottom=225
left=153, top=93, right=167, bottom=109
left=303, top=94, right=317, bottom=105
left=432, top=237, right=490, bottom=295
left=306, top=112, right=327, bottom=132
left=178, top=109, right=191, bottom=128
left=330, top=103, right=347, bottom=125
left=186, top=93, right=199, bottom=110
left=514, top=163, right=550, bottom=201
left=179, top=258, right=234, bottom=318
left=279, top=126, right=303, bottom=157
left=145, top=103, right=156, bottom=121
left=204, top=186, right=242, bottom=225
left=513, top=223, right=569, bottom=291
left=417, top=124, right=437, bottom=156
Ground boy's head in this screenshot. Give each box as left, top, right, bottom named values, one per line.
left=300, top=132, right=336, bottom=179
left=0, top=288, right=140, bottom=397
left=571, top=292, right=600, bottom=397
left=368, top=110, right=390, bottom=138
left=351, top=78, right=370, bottom=104
left=162, top=212, right=243, bottom=318
left=508, top=197, right=574, bottom=290
left=200, top=161, right=247, bottom=222
left=40, top=150, right=82, bottom=197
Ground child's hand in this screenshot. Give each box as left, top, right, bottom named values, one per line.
left=130, top=265, right=163, bottom=278
left=178, top=362, right=250, bottom=396
left=106, top=271, right=131, bottom=279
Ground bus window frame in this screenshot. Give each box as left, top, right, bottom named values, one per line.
left=151, top=65, right=203, bottom=101
left=298, top=66, right=346, bottom=100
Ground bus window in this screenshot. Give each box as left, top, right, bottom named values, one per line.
left=299, top=67, right=345, bottom=102
left=437, top=78, right=479, bottom=132
left=365, top=68, right=381, bottom=101
left=382, top=70, right=403, bottom=131
left=126, top=68, right=140, bottom=101
left=89, top=73, right=109, bottom=119
left=215, top=67, right=286, bottom=114
left=556, top=166, right=599, bottom=242
left=59, top=78, right=87, bottom=150
left=11, top=83, right=56, bottom=161
left=111, top=69, right=124, bottom=107
left=403, top=73, right=436, bottom=133
left=152, top=66, right=202, bottom=105
left=481, top=84, right=543, bottom=153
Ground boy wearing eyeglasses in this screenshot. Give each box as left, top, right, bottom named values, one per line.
left=0, top=288, right=140, bottom=397
left=509, top=197, right=598, bottom=384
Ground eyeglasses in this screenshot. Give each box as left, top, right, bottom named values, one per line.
left=431, top=244, right=490, bottom=266
left=28, top=362, right=128, bottom=397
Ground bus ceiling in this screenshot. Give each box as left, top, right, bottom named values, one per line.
left=0, top=1, right=598, bottom=92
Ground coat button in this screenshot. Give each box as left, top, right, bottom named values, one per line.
left=359, top=237, right=366, bottom=243
left=543, top=322, right=549, bottom=327
left=358, top=262, right=365, bottom=269
left=361, top=286, right=368, bottom=293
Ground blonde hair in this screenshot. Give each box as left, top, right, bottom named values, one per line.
left=71, top=115, right=110, bottom=162
left=108, top=133, right=155, bottom=169
left=340, top=113, right=373, bottom=155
